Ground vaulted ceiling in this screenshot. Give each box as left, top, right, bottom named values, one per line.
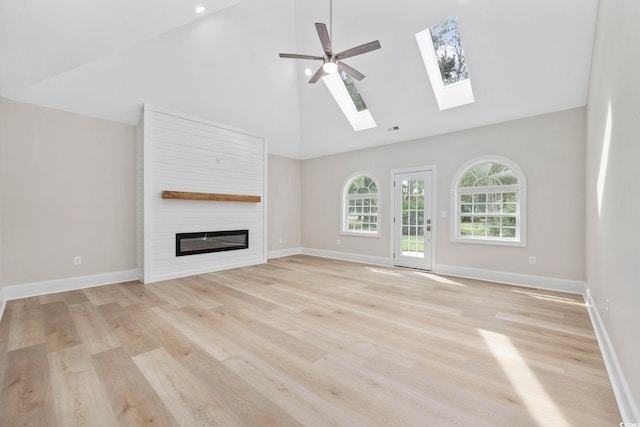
left=0, top=0, right=597, bottom=159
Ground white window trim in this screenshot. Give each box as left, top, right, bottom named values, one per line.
left=341, top=172, right=382, bottom=237
left=450, top=155, right=527, bottom=247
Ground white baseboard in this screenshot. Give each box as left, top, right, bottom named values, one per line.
left=268, top=247, right=302, bottom=259
left=145, top=259, right=267, bottom=284
left=301, top=247, right=392, bottom=267
left=434, top=263, right=586, bottom=295
left=0, top=269, right=138, bottom=307
left=585, top=288, right=640, bottom=423
left=298, top=250, right=586, bottom=295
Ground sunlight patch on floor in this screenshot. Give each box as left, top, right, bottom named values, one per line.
left=511, top=289, right=584, bottom=306
left=479, top=329, right=570, bottom=427
left=364, top=267, right=403, bottom=276
left=413, top=271, right=466, bottom=286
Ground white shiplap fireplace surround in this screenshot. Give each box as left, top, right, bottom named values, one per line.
left=137, top=105, right=266, bottom=283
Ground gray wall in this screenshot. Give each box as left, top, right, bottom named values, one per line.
left=0, top=98, right=137, bottom=287
left=302, top=108, right=586, bottom=281
left=585, top=0, right=640, bottom=417
left=268, top=154, right=302, bottom=255
left=0, top=98, right=302, bottom=290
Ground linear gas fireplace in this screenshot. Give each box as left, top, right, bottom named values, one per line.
left=176, top=230, right=249, bottom=257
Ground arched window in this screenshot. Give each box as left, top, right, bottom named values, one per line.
left=342, top=173, right=381, bottom=235
left=451, top=156, right=527, bottom=246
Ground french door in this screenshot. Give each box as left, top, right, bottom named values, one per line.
left=393, top=170, right=433, bottom=270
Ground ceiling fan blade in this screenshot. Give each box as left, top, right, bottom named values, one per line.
left=279, top=53, right=324, bottom=60
left=337, top=61, right=365, bottom=81
left=315, top=23, right=332, bottom=56
left=308, top=66, right=326, bottom=84
left=335, top=40, right=381, bottom=60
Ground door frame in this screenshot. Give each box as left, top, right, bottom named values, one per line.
left=390, top=165, right=437, bottom=270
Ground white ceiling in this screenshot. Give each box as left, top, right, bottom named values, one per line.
left=0, top=0, right=598, bottom=159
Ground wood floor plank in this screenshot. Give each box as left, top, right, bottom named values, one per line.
left=7, top=297, right=46, bottom=351
left=0, top=255, right=622, bottom=426
left=0, top=301, right=14, bottom=390
left=41, top=301, right=82, bottom=353
left=1, top=343, right=56, bottom=426
left=92, top=346, right=178, bottom=426
left=48, top=345, right=119, bottom=426
left=179, top=348, right=304, bottom=427
left=96, top=302, right=160, bottom=357
left=133, top=347, right=244, bottom=426
left=61, top=290, right=91, bottom=305
left=84, top=283, right=140, bottom=307
left=224, top=350, right=370, bottom=427
left=125, top=303, right=197, bottom=359
left=118, top=281, right=170, bottom=308
left=68, top=301, right=121, bottom=355
left=152, top=304, right=241, bottom=361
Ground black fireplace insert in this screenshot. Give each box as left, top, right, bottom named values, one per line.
left=176, top=230, right=249, bottom=257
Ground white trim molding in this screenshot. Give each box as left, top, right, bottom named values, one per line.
left=143, top=260, right=266, bottom=284
left=0, top=269, right=138, bottom=303
left=434, top=263, right=586, bottom=295
left=340, top=171, right=382, bottom=237
left=268, top=247, right=302, bottom=260
left=450, top=155, right=528, bottom=247
left=585, top=288, right=640, bottom=423
left=302, top=248, right=392, bottom=267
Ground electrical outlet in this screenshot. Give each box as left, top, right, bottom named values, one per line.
left=74, top=256, right=82, bottom=265
left=336, top=239, right=341, bottom=245
left=441, top=210, right=447, bottom=218
left=604, top=299, right=610, bottom=316
left=278, top=237, right=283, bottom=244
left=528, top=256, right=536, bottom=265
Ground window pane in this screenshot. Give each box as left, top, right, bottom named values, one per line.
left=487, top=217, right=500, bottom=226
left=488, top=203, right=501, bottom=213
left=488, top=227, right=501, bottom=237
left=473, top=204, right=486, bottom=214
left=502, top=228, right=516, bottom=238
left=504, top=192, right=517, bottom=202
left=503, top=216, right=516, bottom=227
left=473, top=194, right=486, bottom=203
left=503, top=203, right=516, bottom=213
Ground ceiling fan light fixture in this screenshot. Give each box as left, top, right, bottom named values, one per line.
left=322, top=61, right=338, bottom=74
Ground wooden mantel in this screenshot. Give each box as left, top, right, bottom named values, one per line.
left=162, top=191, right=261, bottom=203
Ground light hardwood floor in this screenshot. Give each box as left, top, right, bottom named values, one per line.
left=0, top=255, right=620, bottom=426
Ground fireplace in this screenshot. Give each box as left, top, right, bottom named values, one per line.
left=176, top=230, right=249, bottom=257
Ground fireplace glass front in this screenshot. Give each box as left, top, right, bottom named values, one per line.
left=176, top=230, right=249, bottom=257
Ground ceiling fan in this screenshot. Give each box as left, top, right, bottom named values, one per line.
left=279, top=0, right=381, bottom=84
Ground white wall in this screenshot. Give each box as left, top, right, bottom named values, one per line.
left=3, top=0, right=303, bottom=159
left=140, top=107, right=266, bottom=283
left=267, top=154, right=302, bottom=257
left=0, top=97, right=137, bottom=288
left=302, top=108, right=586, bottom=282
left=585, top=0, right=640, bottom=420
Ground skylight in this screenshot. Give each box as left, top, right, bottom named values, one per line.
left=416, top=16, right=474, bottom=110
left=430, top=17, right=469, bottom=86
left=322, top=71, right=376, bottom=131
left=340, top=71, right=368, bottom=112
